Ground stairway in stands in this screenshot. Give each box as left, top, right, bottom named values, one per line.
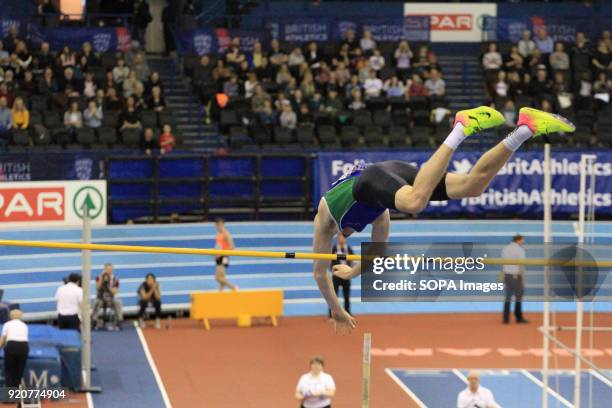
left=438, top=54, right=487, bottom=112
left=147, top=55, right=221, bottom=151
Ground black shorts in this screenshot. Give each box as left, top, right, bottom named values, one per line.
left=216, top=256, right=229, bottom=267
left=352, top=160, right=449, bottom=210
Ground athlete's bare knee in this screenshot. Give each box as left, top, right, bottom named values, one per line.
left=395, top=190, right=428, bottom=214
left=463, top=175, right=487, bottom=197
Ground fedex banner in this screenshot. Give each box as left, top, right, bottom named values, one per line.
left=405, top=2, right=497, bottom=42
left=0, top=180, right=107, bottom=227
left=315, top=152, right=612, bottom=217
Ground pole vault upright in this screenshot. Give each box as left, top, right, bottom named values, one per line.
left=541, top=143, right=552, bottom=408
left=81, top=205, right=92, bottom=391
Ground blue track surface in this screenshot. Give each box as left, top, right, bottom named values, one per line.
left=388, top=369, right=612, bottom=408
left=1, top=220, right=611, bottom=318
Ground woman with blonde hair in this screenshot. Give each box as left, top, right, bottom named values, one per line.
left=0, top=309, right=29, bottom=388
left=11, top=97, right=29, bottom=129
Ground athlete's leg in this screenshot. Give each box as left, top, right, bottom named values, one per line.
left=445, top=107, right=576, bottom=199
left=215, top=263, right=237, bottom=291
left=395, top=106, right=505, bottom=213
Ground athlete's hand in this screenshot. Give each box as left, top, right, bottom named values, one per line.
left=332, top=264, right=355, bottom=280
left=331, top=309, right=356, bottom=335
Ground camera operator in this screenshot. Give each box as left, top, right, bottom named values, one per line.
left=55, top=273, right=83, bottom=331
left=92, top=263, right=124, bottom=328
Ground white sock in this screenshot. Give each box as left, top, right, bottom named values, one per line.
left=443, top=123, right=466, bottom=150
left=502, top=125, right=534, bottom=152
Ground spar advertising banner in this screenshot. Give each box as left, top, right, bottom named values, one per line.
left=405, top=2, right=497, bottom=42
left=315, top=152, right=612, bottom=217
left=0, top=180, right=107, bottom=227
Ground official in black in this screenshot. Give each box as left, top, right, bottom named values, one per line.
left=328, top=234, right=354, bottom=317
left=0, top=309, right=29, bottom=389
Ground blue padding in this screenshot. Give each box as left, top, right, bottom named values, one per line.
left=159, top=183, right=203, bottom=198
left=209, top=157, right=255, bottom=176
left=109, top=160, right=153, bottom=179
left=260, top=157, right=305, bottom=177
left=110, top=183, right=152, bottom=199
left=159, top=158, right=204, bottom=178
left=158, top=204, right=201, bottom=215
left=0, top=346, right=59, bottom=360
left=209, top=180, right=254, bottom=196
left=260, top=181, right=303, bottom=196
left=111, top=207, right=153, bottom=223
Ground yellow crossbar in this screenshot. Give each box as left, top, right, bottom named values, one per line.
left=0, top=239, right=609, bottom=267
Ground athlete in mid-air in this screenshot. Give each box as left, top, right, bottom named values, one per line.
left=313, top=106, right=575, bottom=334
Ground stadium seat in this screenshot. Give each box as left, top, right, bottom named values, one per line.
left=228, top=125, right=253, bottom=149
left=29, top=110, right=43, bottom=126
left=317, top=125, right=338, bottom=146
left=31, top=125, right=51, bottom=146
left=250, top=125, right=272, bottom=145
left=391, top=110, right=411, bottom=126
left=387, top=125, right=408, bottom=146
left=30, top=95, right=48, bottom=112
left=52, top=128, right=73, bottom=146
left=373, top=110, right=392, bottom=128
left=273, top=126, right=296, bottom=144
left=352, top=111, right=372, bottom=128
left=158, top=111, right=177, bottom=128
left=102, top=111, right=119, bottom=128
left=97, top=127, right=118, bottom=145
left=340, top=125, right=360, bottom=146
left=141, top=110, right=158, bottom=128
left=411, top=126, right=431, bottom=148
left=363, top=125, right=386, bottom=147
left=76, top=128, right=96, bottom=146
left=122, top=129, right=141, bottom=147
left=11, top=129, right=30, bottom=146
left=44, top=111, right=62, bottom=129
left=296, top=125, right=316, bottom=146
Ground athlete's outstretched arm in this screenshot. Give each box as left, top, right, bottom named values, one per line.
left=313, top=200, right=356, bottom=333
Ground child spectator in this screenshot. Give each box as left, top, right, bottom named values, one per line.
left=64, top=101, right=83, bottom=129
left=141, top=127, right=158, bottom=155
left=83, top=100, right=103, bottom=128
left=159, top=124, right=176, bottom=154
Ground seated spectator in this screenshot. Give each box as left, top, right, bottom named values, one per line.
left=554, top=71, right=572, bottom=110
left=574, top=71, right=594, bottom=110
left=19, top=71, right=36, bottom=96
left=424, top=69, right=445, bottom=98
left=148, top=86, right=166, bottom=112
left=193, top=55, right=212, bottom=85
left=59, top=45, right=76, bottom=68
left=549, top=42, right=570, bottom=72
left=83, top=100, right=103, bottom=128
left=251, top=85, right=271, bottom=113
left=384, top=76, right=405, bottom=97
left=0, top=41, right=10, bottom=67
left=112, top=58, right=130, bottom=84
left=408, top=73, right=427, bottom=97
left=122, top=70, right=142, bottom=98
left=15, top=41, right=31, bottom=72
left=120, top=96, right=142, bottom=130
left=504, top=45, right=524, bottom=73
left=255, top=57, right=274, bottom=82
left=357, top=60, right=371, bottom=84
left=347, top=89, right=366, bottom=111
left=223, top=74, right=240, bottom=98
left=0, top=96, right=12, bottom=142
left=11, top=97, right=28, bottom=129
left=0, top=83, right=13, bottom=108
left=482, top=42, right=503, bottom=73
left=92, top=263, right=123, bottom=329
left=3, top=24, right=19, bottom=54
left=279, top=101, right=297, bottom=129
left=60, top=67, right=81, bottom=94
left=141, top=127, right=158, bottom=155
left=145, top=71, right=163, bottom=96
left=159, top=123, right=176, bottom=154
left=290, top=89, right=306, bottom=112
left=250, top=41, right=265, bottom=68
left=305, top=41, right=321, bottom=68
left=322, top=89, right=343, bottom=116
left=493, top=71, right=509, bottom=99
left=276, top=64, right=292, bottom=87
left=80, top=42, right=99, bottom=68
left=572, top=32, right=592, bottom=78
left=297, top=103, right=313, bottom=124
left=341, top=29, right=359, bottom=55
left=103, top=70, right=116, bottom=91
left=502, top=99, right=517, bottom=127
left=258, top=100, right=276, bottom=125
left=527, top=48, right=543, bottom=76
left=133, top=82, right=148, bottom=110
left=82, top=72, right=97, bottom=99
left=530, top=67, right=554, bottom=104
left=592, top=39, right=611, bottom=75
left=94, top=89, right=105, bottom=108
left=105, top=87, right=123, bottom=111
left=315, top=62, right=331, bottom=87
left=427, top=51, right=441, bottom=73
left=345, top=74, right=361, bottom=99
left=394, top=40, right=413, bottom=81
left=534, top=26, right=554, bottom=56
left=212, top=59, right=230, bottom=83
left=309, top=92, right=324, bottom=112
left=268, top=39, right=288, bottom=68
left=288, top=47, right=305, bottom=69
left=593, top=71, right=611, bottom=110
left=36, top=42, right=55, bottom=71
left=412, top=45, right=431, bottom=74
left=55, top=273, right=82, bottom=331
left=369, top=49, right=385, bottom=72
left=507, top=71, right=527, bottom=99
left=364, top=71, right=383, bottom=99
left=132, top=52, right=150, bottom=82
left=225, top=38, right=246, bottom=68
left=64, top=101, right=83, bottom=129
left=244, top=72, right=259, bottom=99
left=518, top=30, right=536, bottom=58
left=360, top=30, right=376, bottom=53
left=37, top=66, right=57, bottom=98
left=335, top=61, right=351, bottom=87
left=138, top=273, right=162, bottom=329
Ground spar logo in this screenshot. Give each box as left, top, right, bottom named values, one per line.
left=73, top=186, right=104, bottom=220
left=411, top=14, right=473, bottom=31
left=0, top=188, right=65, bottom=222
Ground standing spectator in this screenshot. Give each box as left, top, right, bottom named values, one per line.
left=83, top=100, right=103, bottom=128
left=112, top=58, right=130, bottom=85
left=214, top=218, right=238, bottom=291
left=592, top=39, right=612, bottom=75
left=502, top=234, right=528, bottom=324
left=59, top=46, right=76, bottom=68
left=549, top=42, right=570, bottom=72
left=457, top=371, right=497, bottom=408
left=3, top=25, right=20, bottom=54
left=572, top=32, right=592, bottom=80
left=92, top=263, right=124, bottom=328
left=162, top=0, right=177, bottom=55
left=11, top=97, right=29, bottom=129
left=295, top=356, right=336, bottom=408
left=0, top=310, right=29, bottom=390
left=133, top=0, right=152, bottom=47
left=517, top=30, right=536, bottom=58
left=0, top=96, right=12, bottom=142
left=534, top=26, right=554, bottom=56
left=132, top=52, right=150, bottom=82
left=482, top=43, right=503, bottom=74
left=328, top=235, right=354, bottom=318
left=394, top=41, right=413, bottom=81
left=504, top=45, right=524, bottom=73
left=360, top=30, right=376, bottom=53
left=64, top=101, right=83, bottom=130
left=159, top=124, right=176, bottom=154
left=37, top=42, right=55, bottom=70
left=138, top=273, right=162, bottom=329
left=55, top=273, right=83, bottom=331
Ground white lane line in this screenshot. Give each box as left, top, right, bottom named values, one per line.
left=384, top=368, right=428, bottom=408
left=520, top=369, right=573, bottom=408
left=589, top=369, right=612, bottom=387
left=133, top=321, right=173, bottom=408
left=452, top=369, right=469, bottom=384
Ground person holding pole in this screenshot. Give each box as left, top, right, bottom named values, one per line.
left=295, top=356, right=335, bottom=408
left=502, top=234, right=529, bottom=324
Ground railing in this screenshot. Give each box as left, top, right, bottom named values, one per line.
left=105, top=154, right=313, bottom=223
left=39, top=12, right=133, bottom=29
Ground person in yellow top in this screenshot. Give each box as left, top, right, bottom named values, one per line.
left=214, top=218, right=238, bottom=291
left=11, top=97, right=29, bottom=129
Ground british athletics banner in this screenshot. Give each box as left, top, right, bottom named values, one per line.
left=315, top=151, right=612, bottom=217
left=176, top=28, right=270, bottom=55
